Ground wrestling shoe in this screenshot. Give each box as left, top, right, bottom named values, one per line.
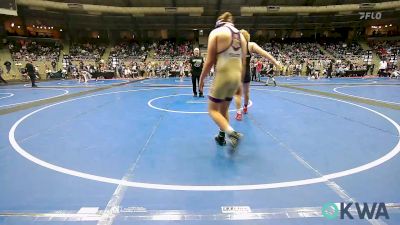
left=227, top=131, right=243, bottom=149
left=243, top=106, right=248, bottom=114
left=215, top=134, right=226, bottom=146
left=235, top=112, right=242, bottom=121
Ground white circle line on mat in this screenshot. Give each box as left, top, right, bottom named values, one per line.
left=333, top=85, right=400, bottom=105
left=0, top=93, right=14, bottom=100
left=148, top=94, right=253, bottom=114
left=8, top=87, right=400, bottom=191
left=0, top=88, right=69, bottom=108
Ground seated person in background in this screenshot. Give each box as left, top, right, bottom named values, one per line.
left=45, top=64, right=52, bottom=79
left=390, top=68, right=399, bottom=79
left=71, top=67, right=79, bottom=79
left=79, top=69, right=91, bottom=83
left=337, top=65, right=345, bottom=77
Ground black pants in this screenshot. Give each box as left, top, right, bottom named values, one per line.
left=29, top=74, right=36, bottom=87
left=379, top=69, right=386, bottom=77
left=326, top=70, right=332, bottom=78
left=192, top=74, right=200, bottom=95
left=251, top=69, right=257, bottom=81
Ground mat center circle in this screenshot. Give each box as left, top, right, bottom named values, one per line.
left=148, top=94, right=253, bottom=114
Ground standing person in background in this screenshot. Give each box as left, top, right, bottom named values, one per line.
left=314, top=61, right=322, bottom=79
left=326, top=60, right=333, bottom=78
left=307, top=62, right=314, bottom=80
left=379, top=59, right=387, bottom=77
left=189, top=48, right=204, bottom=97
left=199, top=12, right=247, bottom=148
left=295, top=63, right=302, bottom=76
left=288, top=63, right=294, bottom=76
left=51, top=60, right=57, bottom=71
left=26, top=60, right=37, bottom=87
left=306, top=61, right=312, bottom=77
left=256, top=60, right=263, bottom=81
left=179, top=61, right=185, bottom=82
left=0, top=66, right=8, bottom=84
left=265, top=63, right=277, bottom=86
left=251, top=59, right=257, bottom=81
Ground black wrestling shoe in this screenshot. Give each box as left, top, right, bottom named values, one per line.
left=193, top=93, right=198, bottom=97
left=215, top=135, right=226, bottom=146
left=227, top=131, right=243, bottom=149
left=273, top=81, right=277, bottom=87
left=199, top=92, right=204, bottom=98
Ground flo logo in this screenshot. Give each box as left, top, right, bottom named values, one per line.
left=359, top=12, right=382, bottom=20
left=322, top=202, right=389, bottom=220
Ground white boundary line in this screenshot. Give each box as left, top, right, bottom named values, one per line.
left=140, top=78, right=212, bottom=86
left=57, top=81, right=105, bottom=85
left=263, top=77, right=380, bottom=86
left=98, top=98, right=170, bottom=225
left=0, top=93, right=14, bottom=100
left=23, top=80, right=127, bottom=88
left=279, top=81, right=379, bottom=85
left=333, top=85, right=400, bottom=105
left=8, top=87, right=400, bottom=191
left=0, top=88, right=69, bottom=108
left=148, top=94, right=253, bottom=114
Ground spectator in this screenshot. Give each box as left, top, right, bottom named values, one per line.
left=70, top=42, right=106, bottom=61
left=379, top=59, right=388, bottom=77
left=4, top=60, right=11, bottom=73
left=9, top=40, right=62, bottom=62
left=51, top=60, right=57, bottom=71
left=0, top=66, right=7, bottom=84
left=327, top=60, right=334, bottom=78
left=25, top=60, right=37, bottom=87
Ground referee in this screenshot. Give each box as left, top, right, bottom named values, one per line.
left=26, top=60, right=37, bottom=87
left=189, top=48, right=204, bottom=97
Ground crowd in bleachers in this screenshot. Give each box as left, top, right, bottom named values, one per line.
left=259, top=41, right=327, bottom=66
left=8, top=40, right=62, bottom=61
left=153, top=41, right=193, bottom=60
left=284, top=42, right=325, bottom=62
left=248, top=39, right=379, bottom=79
left=70, top=42, right=106, bottom=61
left=110, top=60, right=191, bottom=78
left=3, top=36, right=400, bottom=81
left=109, top=42, right=148, bottom=61
left=322, top=41, right=366, bottom=62
left=368, top=40, right=400, bottom=60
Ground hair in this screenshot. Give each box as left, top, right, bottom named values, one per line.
left=240, top=29, right=250, bottom=42
left=217, top=12, right=234, bottom=23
